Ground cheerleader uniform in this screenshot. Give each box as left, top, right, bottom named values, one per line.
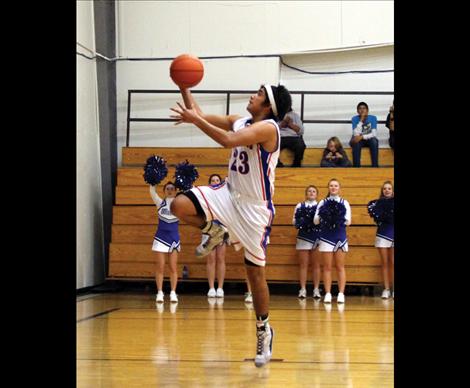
left=314, top=195, right=352, bottom=252
left=150, top=186, right=181, bottom=253
left=374, top=199, right=394, bottom=248
left=293, top=200, right=320, bottom=250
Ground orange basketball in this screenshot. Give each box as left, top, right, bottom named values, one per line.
left=170, top=54, right=204, bottom=88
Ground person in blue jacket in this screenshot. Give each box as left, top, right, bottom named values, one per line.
left=349, top=102, right=379, bottom=167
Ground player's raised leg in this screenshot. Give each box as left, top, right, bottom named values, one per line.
left=171, top=191, right=229, bottom=258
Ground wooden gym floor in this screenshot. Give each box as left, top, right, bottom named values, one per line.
left=77, top=293, right=394, bottom=387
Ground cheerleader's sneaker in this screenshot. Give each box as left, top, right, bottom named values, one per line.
left=337, top=293, right=345, bottom=304
left=313, top=288, right=321, bottom=299
left=170, top=291, right=178, bottom=303
left=298, top=288, right=307, bottom=298
left=216, top=288, right=224, bottom=298
left=156, top=291, right=164, bottom=303
left=381, top=289, right=391, bottom=299
left=207, top=288, right=216, bottom=298
left=244, top=292, right=253, bottom=303
left=323, top=292, right=332, bottom=304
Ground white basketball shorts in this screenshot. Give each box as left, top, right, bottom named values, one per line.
left=189, top=182, right=273, bottom=266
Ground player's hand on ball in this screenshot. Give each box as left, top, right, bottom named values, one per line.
left=170, top=102, right=200, bottom=125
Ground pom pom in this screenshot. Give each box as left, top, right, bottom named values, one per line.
left=143, top=155, right=168, bottom=185
left=318, top=199, right=347, bottom=231
left=294, top=204, right=318, bottom=233
left=368, top=197, right=394, bottom=225
left=174, top=159, right=199, bottom=190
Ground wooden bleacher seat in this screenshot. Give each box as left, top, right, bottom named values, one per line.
left=122, top=146, right=394, bottom=167
left=108, top=147, right=394, bottom=285
left=117, top=166, right=393, bottom=187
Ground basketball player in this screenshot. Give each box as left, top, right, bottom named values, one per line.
left=169, top=84, right=292, bottom=367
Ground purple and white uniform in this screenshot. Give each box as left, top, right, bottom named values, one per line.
left=314, top=196, right=351, bottom=252
left=293, top=200, right=320, bottom=250
left=150, top=186, right=180, bottom=253
left=375, top=199, right=394, bottom=248
left=375, top=222, right=394, bottom=248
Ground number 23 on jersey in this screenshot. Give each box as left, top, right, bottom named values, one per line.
left=230, top=149, right=250, bottom=175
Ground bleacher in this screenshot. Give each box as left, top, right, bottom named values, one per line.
left=108, top=147, right=394, bottom=284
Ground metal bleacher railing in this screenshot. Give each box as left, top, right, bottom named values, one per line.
left=126, top=89, right=394, bottom=146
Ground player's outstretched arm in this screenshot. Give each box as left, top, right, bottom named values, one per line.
left=179, top=87, right=241, bottom=131
left=171, top=101, right=276, bottom=150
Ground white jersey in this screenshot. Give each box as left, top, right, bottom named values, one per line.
left=226, top=117, right=280, bottom=202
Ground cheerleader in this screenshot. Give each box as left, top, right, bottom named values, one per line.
left=314, top=179, right=351, bottom=304
left=293, top=185, right=322, bottom=299
left=205, top=174, right=227, bottom=298
left=369, top=181, right=394, bottom=299
left=150, top=181, right=180, bottom=303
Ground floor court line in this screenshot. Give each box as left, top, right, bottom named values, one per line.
left=76, top=307, right=121, bottom=323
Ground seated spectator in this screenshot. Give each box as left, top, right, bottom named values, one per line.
left=320, top=137, right=352, bottom=167
left=277, top=107, right=306, bottom=167
left=385, top=101, right=394, bottom=150
left=349, top=102, right=379, bottom=167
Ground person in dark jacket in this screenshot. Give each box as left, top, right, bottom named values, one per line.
left=277, top=108, right=306, bottom=167
left=320, top=137, right=352, bottom=167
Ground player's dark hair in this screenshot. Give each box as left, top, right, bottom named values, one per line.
left=261, top=84, right=292, bottom=122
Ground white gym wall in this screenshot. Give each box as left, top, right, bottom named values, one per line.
left=77, top=0, right=105, bottom=289
left=115, top=1, right=394, bottom=164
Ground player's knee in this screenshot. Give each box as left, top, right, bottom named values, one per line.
left=170, top=195, right=184, bottom=217
left=245, top=259, right=264, bottom=279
